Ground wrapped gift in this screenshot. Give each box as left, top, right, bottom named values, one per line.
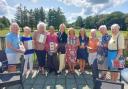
left=38, top=34, right=45, bottom=43
left=50, top=42, right=55, bottom=52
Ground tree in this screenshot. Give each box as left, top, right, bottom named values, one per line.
left=47, top=8, right=66, bottom=30
left=82, top=11, right=128, bottom=30
left=28, top=9, right=35, bottom=31
left=39, top=7, right=45, bottom=22
left=125, top=14, right=128, bottom=30
left=15, top=4, right=24, bottom=31
left=75, top=16, right=83, bottom=28
left=0, top=16, right=10, bottom=30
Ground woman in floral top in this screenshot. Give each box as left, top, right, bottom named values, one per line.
left=65, top=28, right=79, bottom=73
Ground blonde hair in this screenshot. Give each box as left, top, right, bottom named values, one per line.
left=68, top=27, right=75, bottom=35
left=10, top=22, right=19, bottom=31
left=23, top=26, right=31, bottom=31
left=90, top=29, right=97, bottom=38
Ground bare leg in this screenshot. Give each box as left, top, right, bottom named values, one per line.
left=82, top=60, right=85, bottom=72
left=79, top=60, right=83, bottom=72
left=111, top=72, right=118, bottom=81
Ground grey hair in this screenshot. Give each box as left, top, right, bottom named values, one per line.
left=111, top=24, right=120, bottom=31
left=99, top=25, right=107, bottom=31
left=37, top=22, right=46, bottom=31
left=91, top=29, right=96, bottom=33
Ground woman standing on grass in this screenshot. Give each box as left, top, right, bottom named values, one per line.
left=21, top=26, right=34, bottom=76
left=65, top=28, right=79, bottom=73
left=57, top=23, right=67, bottom=74
left=88, top=29, right=99, bottom=89
left=77, top=28, right=89, bottom=73
left=88, top=29, right=99, bottom=66
left=108, top=24, right=125, bottom=81
left=98, top=25, right=111, bottom=79
left=5, top=22, right=25, bottom=72
left=33, top=22, right=47, bottom=74
left=46, top=26, right=59, bottom=75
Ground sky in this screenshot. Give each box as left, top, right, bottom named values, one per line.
left=0, top=0, right=128, bottom=23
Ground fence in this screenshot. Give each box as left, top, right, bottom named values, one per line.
left=0, top=36, right=6, bottom=50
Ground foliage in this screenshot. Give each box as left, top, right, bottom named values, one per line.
left=15, top=4, right=66, bottom=31
left=74, top=11, right=128, bottom=30
left=0, top=16, right=10, bottom=30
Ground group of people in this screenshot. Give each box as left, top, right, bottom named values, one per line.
left=5, top=22, right=125, bottom=82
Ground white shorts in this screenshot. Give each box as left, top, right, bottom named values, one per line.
left=6, top=53, right=22, bottom=64
left=88, top=52, right=97, bottom=65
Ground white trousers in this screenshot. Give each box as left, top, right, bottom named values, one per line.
left=88, top=52, right=97, bottom=65
left=24, top=54, right=34, bottom=72
left=58, top=54, right=65, bottom=72
left=7, top=53, right=22, bottom=64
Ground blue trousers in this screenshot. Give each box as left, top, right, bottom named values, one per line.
left=35, top=50, right=46, bottom=67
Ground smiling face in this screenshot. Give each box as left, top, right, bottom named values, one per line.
left=10, top=23, right=20, bottom=34
left=99, top=28, right=107, bottom=35
left=91, top=31, right=96, bottom=38
left=38, top=25, right=45, bottom=32
left=24, top=27, right=31, bottom=36
left=111, top=24, right=120, bottom=35
left=80, top=29, right=85, bottom=37
left=49, top=26, right=55, bottom=34
left=69, top=28, right=75, bottom=36
left=60, top=24, right=65, bottom=33
left=111, top=28, right=119, bottom=35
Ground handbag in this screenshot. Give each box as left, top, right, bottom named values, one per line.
left=97, top=54, right=105, bottom=64
left=121, top=68, right=128, bottom=83
left=97, top=46, right=106, bottom=64
left=113, top=35, right=125, bottom=68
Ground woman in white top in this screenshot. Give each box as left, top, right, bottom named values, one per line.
left=108, top=24, right=125, bottom=81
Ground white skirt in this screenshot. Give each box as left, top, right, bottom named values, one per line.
left=6, top=53, right=22, bottom=64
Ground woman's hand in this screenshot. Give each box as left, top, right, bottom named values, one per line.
left=80, top=45, right=85, bottom=48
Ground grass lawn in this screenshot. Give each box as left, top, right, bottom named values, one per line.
left=0, top=28, right=128, bottom=38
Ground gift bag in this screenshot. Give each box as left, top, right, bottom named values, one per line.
left=121, top=68, right=128, bottom=83
left=113, top=56, right=125, bottom=69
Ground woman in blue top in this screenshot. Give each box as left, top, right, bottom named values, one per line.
left=5, top=22, right=25, bottom=72
left=21, top=26, right=34, bottom=75
left=98, top=25, right=111, bottom=79
left=77, top=28, right=89, bottom=73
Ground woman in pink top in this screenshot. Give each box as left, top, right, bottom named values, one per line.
left=65, top=28, right=79, bottom=73
left=46, top=26, right=59, bottom=75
